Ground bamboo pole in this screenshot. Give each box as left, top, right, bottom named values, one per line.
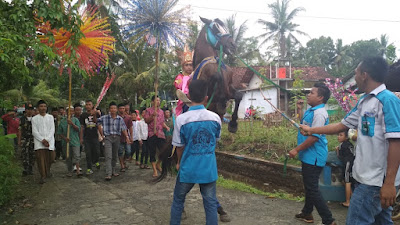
left=66, top=70, right=72, bottom=158
left=153, top=38, right=161, bottom=134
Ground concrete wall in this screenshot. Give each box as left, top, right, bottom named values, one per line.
left=238, top=88, right=278, bottom=119
left=238, top=75, right=279, bottom=119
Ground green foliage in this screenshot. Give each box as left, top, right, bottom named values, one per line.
left=219, top=121, right=339, bottom=166
left=294, top=36, right=335, bottom=68
left=293, top=36, right=389, bottom=77
left=0, top=132, right=22, bottom=206
left=289, top=70, right=306, bottom=116
left=386, top=44, right=397, bottom=64
left=29, top=80, right=65, bottom=107
left=0, top=0, right=84, bottom=93
left=217, top=175, right=304, bottom=201
left=139, top=92, right=166, bottom=109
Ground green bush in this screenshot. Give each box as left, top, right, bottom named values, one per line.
left=0, top=133, right=22, bottom=206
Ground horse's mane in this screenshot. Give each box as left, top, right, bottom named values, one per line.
left=192, top=24, right=207, bottom=69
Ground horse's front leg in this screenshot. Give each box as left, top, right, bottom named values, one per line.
left=228, top=86, right=243, bottom=133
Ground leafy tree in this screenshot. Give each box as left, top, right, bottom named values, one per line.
left=386, top=44, right=397, bottom=64
left=348, top=39, right=381, bottom=63
left=0, top=0, right=83, bottom=93
left=257, top=0, right=307, bottom=58
left=293, top=36, right=335, bottom=68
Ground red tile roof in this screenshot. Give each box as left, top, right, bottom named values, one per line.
left=231, top=66, right=334, bottom=88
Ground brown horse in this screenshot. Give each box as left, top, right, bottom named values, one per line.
left=155, top=17, right=242, bottom=182
left=193, top=17, right=242, bottom=133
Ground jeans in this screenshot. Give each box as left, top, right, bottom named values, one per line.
left=118, top=142, right=131, bottom=158
left=301, top=162, right=334, bottom=224
left=84, top=137, right=100, bottom=170
left=104, top=135, right=120, bottom=176
left=140, top=140, right=149, bottom=165
left=170, top=176, right=218, bottom=225
left=346, top=182, right=393, bottom=225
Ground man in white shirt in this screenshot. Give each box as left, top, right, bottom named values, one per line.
left=301, top=57, right=400, bottom=224
left=32, top=100, right=55, bottom=184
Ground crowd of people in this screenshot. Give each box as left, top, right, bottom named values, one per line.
left=2, top=48, right=400, bottom=225
left=1, top=98, right=175, bottom=184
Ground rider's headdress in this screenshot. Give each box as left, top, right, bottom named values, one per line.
left=178, top=44, right=193, bottom=66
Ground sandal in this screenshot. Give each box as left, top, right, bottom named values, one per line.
left=144, top=165, right=150, bottom=169
left=112, top=173, right=120, bottom=177
left=341, top=203, right=349, bottom=208
left=140, top=164, right=145, bottom=169
left=120, top=168, right=126, bottom=172
left=77, top=172, right=83, bottom=177
left=105, top=176, right=112, bottom=181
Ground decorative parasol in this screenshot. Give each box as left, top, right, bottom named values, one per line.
left=121, top=0, right=188, bottom=133
left=37, top=5, right=115, bottom=158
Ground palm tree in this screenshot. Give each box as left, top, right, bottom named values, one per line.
left=257, top=0, right=307, bottom=59
left=224, top=14, right=248, bottom=66
left=379, top=34, right=390, bottom=58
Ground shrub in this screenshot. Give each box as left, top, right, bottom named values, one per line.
left=0, top=133, right=22, bottom=206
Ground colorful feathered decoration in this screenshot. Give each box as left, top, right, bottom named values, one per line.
left=95, top=73, right=116, bottom=109
left=121, top=0, right=189, bottom=48
left=36, top=5, right=115, bottom=76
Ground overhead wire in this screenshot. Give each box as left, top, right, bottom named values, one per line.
left=178, top=4, right=400, bottom=23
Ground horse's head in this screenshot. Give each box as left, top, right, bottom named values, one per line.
left=200, top=17, right=236, bottom=55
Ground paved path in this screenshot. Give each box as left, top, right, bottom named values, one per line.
left=4, top=157, right=351, bottom=225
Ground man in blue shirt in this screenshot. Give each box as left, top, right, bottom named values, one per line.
left=170, top=79, right=221, bottom=225
left=289, top=83, right=336, bottom=225
left=301, top=56, right=400, bottom=225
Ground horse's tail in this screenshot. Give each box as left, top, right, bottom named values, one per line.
left=153, top=136, right=176, bottom=183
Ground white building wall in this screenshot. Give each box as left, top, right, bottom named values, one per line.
left=238, top=88, right=278, bottom=119
left=237, top=75, right=280, bottom=119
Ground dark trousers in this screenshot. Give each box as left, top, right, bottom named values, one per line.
left=147, top=136, right=165, bottom=162
left=301, top=162, right=334, bottom=224
left=131, top=140, right=140, bottom=161
left=140, top=140, right=149, bottom=165
left=55, top=140, right=64, bottom=159
left=84, top=137, right=100, bottom=170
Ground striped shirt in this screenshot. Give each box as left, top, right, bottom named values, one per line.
left=97, top=114, right=127, bottom=136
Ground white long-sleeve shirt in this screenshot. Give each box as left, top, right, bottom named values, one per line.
left=32, top=113, right=55, bottom=150
left=137, top=120, right=148, bottom=141
left=132, top=121, right=139, bottom=141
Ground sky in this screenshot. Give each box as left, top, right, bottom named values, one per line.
left=177, top=0, right=400, bottom=54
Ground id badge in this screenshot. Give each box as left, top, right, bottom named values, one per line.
left=361, top=114, right=375, bottom=137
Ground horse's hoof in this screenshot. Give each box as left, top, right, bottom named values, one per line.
left=228, top=122, right=238, bottom=133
